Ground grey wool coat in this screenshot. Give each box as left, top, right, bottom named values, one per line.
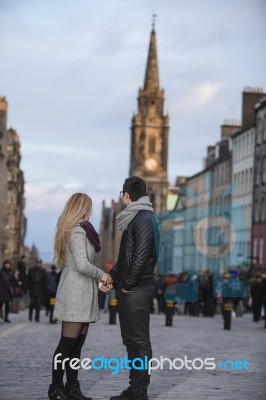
left=53, top=225, right=104, bottom=323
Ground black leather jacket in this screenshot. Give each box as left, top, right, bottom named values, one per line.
left=110, top=210, right=160, bottom=291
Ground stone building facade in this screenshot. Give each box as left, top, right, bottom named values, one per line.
left=0, top=96, right=27, bottom=266
left=169, top=120, right=239, bottom=275
left=174, top=88, right=265, bottom=275
left=0, top=97, right=9, bottom=264
left=252, top=96, right=266, bottom=270
left=230, top=88, right=265, bottom=268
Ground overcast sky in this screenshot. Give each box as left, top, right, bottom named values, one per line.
left=0, top=0, right=265, bottom=262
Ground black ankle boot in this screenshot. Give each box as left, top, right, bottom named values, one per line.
left=65, top=381, right=92, bottom=400
left=110, top=387, right=132, bottom=399
left=48, top=383, right=68, bottom=400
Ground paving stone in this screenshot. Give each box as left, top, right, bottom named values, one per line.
left=0, top=311, right=265, bottom=399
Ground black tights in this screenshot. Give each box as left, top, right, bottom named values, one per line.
left=52, top=322, right=89, bottom=385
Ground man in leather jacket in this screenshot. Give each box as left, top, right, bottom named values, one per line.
left=109, top=176, right=160, bottom=400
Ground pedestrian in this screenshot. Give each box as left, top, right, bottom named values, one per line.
left=109, top=176, right=160, bottom=400
left=155, top=274, right=165, bottom=314
left=17, top=255, right=27, bottom=294
left=204, top=274, right=216, bottom=317
left=47, top=265, right=59, bottom=323
left=49, top=192, right=112, bottom=400
left=0, top=260, right=17, bottom=322
left=251, top=275, right=263, bottom=322
left=27, top=259, right=47, bottom=322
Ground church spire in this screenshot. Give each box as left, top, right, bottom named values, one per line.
left=144, top=17, right=159, bottom=92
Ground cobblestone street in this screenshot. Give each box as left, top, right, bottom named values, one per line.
left=0, top=309, right=265, bottom=400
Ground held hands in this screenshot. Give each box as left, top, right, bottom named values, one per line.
left=99, top=273, right=113, bottom=292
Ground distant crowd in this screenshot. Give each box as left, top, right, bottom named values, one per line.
left=0, top=256, right=59, bottom=323
left=1, top=256, right=266, bottom=324
left=153, top=272, right=266, bottom=322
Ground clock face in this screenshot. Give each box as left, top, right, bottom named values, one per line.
left=145, top=158, right=158, bottom=171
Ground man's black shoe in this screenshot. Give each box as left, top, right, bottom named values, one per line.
left=131, top=395, right=148, bottom=400
left=48, top=383, right=68, bottom=400
left=65, top=381, right=92, bottom=400
left=110, top=387, right=132, bottom=399
left=4, top=318, right=11, bottom=323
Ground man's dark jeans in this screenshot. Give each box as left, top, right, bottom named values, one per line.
left=117, top=284, right=155, bottom=397
left=29, top=295, right=42, bottom=321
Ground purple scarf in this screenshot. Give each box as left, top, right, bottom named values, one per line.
left=80, top=222, right=101, bottom=253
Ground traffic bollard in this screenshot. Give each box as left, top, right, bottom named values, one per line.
left=49, top=297, right=56, bottom=324
left=165, top=300, right=174, bottom=327
left=109, top=298, right=118, bottom=325
left=223, top=303, right=232, bottom=330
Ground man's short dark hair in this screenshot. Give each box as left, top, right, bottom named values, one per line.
left=123, top=176, right=147, bottom=201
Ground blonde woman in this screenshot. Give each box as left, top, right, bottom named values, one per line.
left=48, top=193, right=111, bottom=400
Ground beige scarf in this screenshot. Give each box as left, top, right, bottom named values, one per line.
left=116, top=196, right=153, bottom=232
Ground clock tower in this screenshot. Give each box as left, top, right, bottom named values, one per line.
left=129, top=24, right=169, bottom=213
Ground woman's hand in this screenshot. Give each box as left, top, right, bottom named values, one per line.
left=99, top=273, right=113, bottom=292
left=101, top=273, right=113, bottom=286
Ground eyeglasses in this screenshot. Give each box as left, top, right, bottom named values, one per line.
left=119, top=191, right=124, bottom=197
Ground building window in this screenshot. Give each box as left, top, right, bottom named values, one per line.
left=255, top=200, right=260, bottom=223
left=253, top=237, right=258, bottom=259
left=149, top=137, right=155, bottom=154
left=263, top=157, right=266, bottom=184
left=245, top=169, right=248, bottom=193
left=242, top=135, right=245, bottom=157
left=259, top=237, right=264, bottom=265
left=237, top=172, right=240, bottom=195
left=251, top=131, right=254, bottom=150
left=249, top=167, right=253, bottom=191
left=257, top=117, right=261, bottom=144
left=235, top=139, right=238, bottom=160
left=241, top=171, right=244, bottom=194
left=255, top=167, right=260, bottom=186
left=240, top=137, right=243, bottom=158
left=261, top=198, right=265, bottom=222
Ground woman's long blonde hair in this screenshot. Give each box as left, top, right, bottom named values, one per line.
left=54, top=193, right=92, bottom=267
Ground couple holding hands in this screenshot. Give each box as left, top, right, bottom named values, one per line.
left=48, top=176, right=160, bottom=400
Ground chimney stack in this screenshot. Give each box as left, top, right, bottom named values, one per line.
left=207, top=145, right=215, bottom=154
left=221, top=120, right=241, bottom=138
left=242, top=87, right=265, bottom=130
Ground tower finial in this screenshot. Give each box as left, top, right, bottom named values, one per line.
left=152, top=13, right=157, bottom=29
left=144, top=17, right=159, bottom=91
